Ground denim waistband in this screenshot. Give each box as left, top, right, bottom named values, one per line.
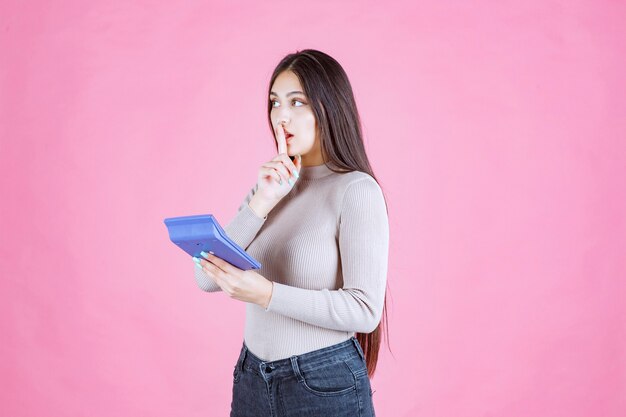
left=236, top=336, right=366, bottom=380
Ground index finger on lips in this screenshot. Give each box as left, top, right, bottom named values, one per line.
left=275, top=124, right=287, bottom=155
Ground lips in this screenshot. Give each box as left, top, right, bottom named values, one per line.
left=282, top=127, right=294, bottom=140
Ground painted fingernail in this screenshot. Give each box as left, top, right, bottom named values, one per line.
left=288, top=178, right=293, bottom=186
left=279, top=178, right=283, bottom=185
left=193, top=257, right=200, bottom=263
left=200, top=251, right=208, bottom=259
left=195, top=262, right=203, bottom=269
left=294, top=170, right=299, bottom=178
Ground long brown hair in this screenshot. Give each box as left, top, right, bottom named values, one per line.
left=266, top=49, right=391, bottom=378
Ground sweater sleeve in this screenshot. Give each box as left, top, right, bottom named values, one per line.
left=194, top=183, right=267, bottom=292
left=265, top=177, right=389, bottom=333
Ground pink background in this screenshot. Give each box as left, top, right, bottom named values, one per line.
left=1, top=1, right=625, bottom=416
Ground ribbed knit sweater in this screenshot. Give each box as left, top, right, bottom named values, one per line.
left=193, top=162, right=389, bottom=361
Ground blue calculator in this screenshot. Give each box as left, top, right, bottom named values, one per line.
left=163, top=214, right=261, bottom=270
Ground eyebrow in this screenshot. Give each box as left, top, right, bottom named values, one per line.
left=269, top=91, right=305, bottom=97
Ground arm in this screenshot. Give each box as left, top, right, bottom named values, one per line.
left=265, top=177, right=389, bottom=333
left=194, top=184, right=268, bottom=292
left=224, top=183, right=268, bottom=250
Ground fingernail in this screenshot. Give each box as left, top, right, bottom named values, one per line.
left=288, top=178, right=293, bottom=186
left=294, top=170, right=299, bottom=178
left=193, top=257, right=200, bottom=263
left=195, top=263, right=203, bottom=269
left=200, top=251, right=208, bottom=259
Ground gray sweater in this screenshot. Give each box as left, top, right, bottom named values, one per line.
left=193, top=162, right=389, bottom=361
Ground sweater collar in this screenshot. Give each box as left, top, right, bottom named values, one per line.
left=297, top=161, right=339, bottom=180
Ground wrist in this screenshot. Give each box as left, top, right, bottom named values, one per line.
left=262, top=281, right=274, bottom=310
left=248, top=195, right=275, bottom=219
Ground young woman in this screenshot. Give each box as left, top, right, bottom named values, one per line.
left=192, top=49, right=389, bottom=417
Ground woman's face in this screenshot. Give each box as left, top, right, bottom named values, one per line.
left=270, top=70, right=323, bottom=165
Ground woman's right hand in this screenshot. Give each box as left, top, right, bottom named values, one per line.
left=253, top=123, right=302, bottom=205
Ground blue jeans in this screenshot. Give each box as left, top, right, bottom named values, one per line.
left=230, top=336, right=376, bottom=417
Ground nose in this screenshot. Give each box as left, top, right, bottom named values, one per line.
left=278, top=120, right=289, bottom=132
left=275, top=108, right=291, bottom=126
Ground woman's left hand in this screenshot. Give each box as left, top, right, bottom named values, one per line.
left=194, top=252, right=274, bottom=309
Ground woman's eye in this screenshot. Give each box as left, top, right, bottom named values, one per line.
left=270, top=99, right=306, bottom=107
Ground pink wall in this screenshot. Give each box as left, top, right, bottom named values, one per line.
left=1, top=1, right=624, bottom=416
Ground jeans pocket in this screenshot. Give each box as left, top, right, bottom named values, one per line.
left=233, top=363, right=241, bottom=383
left=233, top=355, right=244, bottom=384
left=298, top=360, right=357, bottom=397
